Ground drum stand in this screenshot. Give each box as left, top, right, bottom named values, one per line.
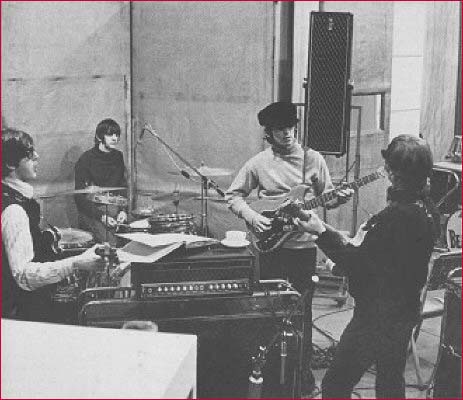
left=140, top=124, right=226, bottom=237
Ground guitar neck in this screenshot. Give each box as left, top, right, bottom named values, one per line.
left=304, top=170, right=383, bottom=210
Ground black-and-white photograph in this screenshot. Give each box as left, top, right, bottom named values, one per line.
left=1, top=1, right=461, bottom=398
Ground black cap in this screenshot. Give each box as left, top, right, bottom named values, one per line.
left=257, top=102, right=298, bottom=129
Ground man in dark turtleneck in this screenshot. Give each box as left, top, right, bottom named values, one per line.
left=295, top=134, right=438, bottom=398
left=226, top=102, right=352, bottom=395
left=74, top=118, right=127, bottom=245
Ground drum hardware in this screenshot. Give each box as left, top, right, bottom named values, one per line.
left=90, top=193, right=128, bottom=207
left=131, top=206, right=158, bottom=219
left=38, top=186, right=127, bottom=199
left=168, top=165, right=233, bottom=177
left=148, top=213, right=196, bottom=234
left=57, top=228, right=95, bottom=255
left=139, top=123, right=226, bottom=236
left=445, top=135, right=461, bottom=163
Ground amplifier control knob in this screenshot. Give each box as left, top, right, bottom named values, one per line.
left=227, top=283, right=232, bottom=289
left=182, top=286, right=187, bottom=291
left=208, top=284, right=214, bottom=290
left=233, top=283, right=238, bottom=289
left=189, top=285, right=194, bottom=291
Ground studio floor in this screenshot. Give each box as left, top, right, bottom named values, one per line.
left=309, top=295, right=441, bottom=399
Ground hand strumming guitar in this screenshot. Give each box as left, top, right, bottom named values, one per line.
left=250, top=213, right=272, bottom=233
left=294, top=210, right=326, bottom=236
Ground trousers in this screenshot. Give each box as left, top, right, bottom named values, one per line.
left=322, top=311, right=415, bottom=398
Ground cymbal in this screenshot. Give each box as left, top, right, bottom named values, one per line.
left=38, top=186, right=126, bottom=198
left=168, top=166, right=233, bottom=177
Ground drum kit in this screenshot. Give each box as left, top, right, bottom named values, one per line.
left=40, top=161, right=232, bottom=261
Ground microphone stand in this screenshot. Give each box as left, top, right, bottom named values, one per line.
left=248, top=276, right=318, bottom=398
left=141, top=124, right=225, bottom=237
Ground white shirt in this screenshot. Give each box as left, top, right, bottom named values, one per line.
left=2, top=178, right=75, bottom=291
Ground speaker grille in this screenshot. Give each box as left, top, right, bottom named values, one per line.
left=306, top=12, right=353, bottom=155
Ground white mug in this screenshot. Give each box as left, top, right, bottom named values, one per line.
left=225, top=230, right=247, bottom=242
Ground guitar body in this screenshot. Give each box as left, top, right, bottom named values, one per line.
left=247, top=185, right=311, bottom=253
left=247, top=169, right=385, bottom=253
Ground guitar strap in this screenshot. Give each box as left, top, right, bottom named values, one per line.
left=302, top=144, right=308, bottom=184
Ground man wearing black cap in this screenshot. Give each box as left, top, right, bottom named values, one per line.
left=226, top=101, right=351, bottom=395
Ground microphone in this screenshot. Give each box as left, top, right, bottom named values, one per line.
left=248, top=346, right=265, bottom=398
left=137, top=128, right=146, bottom=145
left=280, top=332, right=287, bottom=384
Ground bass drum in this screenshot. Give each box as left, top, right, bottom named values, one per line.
left=446, top=210, right=462, bottom=250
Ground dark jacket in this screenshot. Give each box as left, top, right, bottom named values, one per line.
left=316, top=191, right=435, bottom=322
left=2, top=185, right=57, bottom=321
left=74, top=146, right=127, bottom=219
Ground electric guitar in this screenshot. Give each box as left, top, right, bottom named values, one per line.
left=247, top=168, right=386, bottom=253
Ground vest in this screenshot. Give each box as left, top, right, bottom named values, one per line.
left=2, top=185, right=57, bottom=322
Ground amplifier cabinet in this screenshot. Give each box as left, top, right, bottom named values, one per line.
left=131, top=246, right=256, bottom=299
left=433, top=276, right=462, bottom=398
left=80, top=289, right=302, bottom=398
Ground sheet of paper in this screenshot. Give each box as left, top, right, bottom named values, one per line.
left=116, top=232, right=217, bottom=247
left=117, top=241, right=183, bottom=264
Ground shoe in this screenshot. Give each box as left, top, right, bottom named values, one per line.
left=301, top=383, right=320, bottom=398
left=301, top=372, right=320, bottom=398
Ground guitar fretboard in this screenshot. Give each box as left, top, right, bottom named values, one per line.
left=304, top=169, right=384, bottom=210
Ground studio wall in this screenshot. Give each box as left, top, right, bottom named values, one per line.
left=1, top=1, right=130, bottom=227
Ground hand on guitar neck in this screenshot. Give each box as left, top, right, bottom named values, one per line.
left=247, top=168, right=385, bottom=252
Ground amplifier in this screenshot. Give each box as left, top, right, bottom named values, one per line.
left=131, top=245, right=256, bottom=299
left=79, top=281, right=302, bottom=398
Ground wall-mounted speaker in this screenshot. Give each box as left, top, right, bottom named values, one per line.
left=304, top=12, right=354, bottom=156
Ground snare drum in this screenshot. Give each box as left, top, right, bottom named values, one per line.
left=149, top=213, right=196, bottom=234
left=58, top=228, right=94, bottom=255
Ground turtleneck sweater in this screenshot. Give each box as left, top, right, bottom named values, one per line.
left=226, top=143, right=334, bottom=248
left=74, top=146, right=127, bottom=219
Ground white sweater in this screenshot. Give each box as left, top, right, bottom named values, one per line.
left=226, top=144, right=334, bottom=249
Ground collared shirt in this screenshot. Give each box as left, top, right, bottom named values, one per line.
left=2, top=178, right=75, bottom=291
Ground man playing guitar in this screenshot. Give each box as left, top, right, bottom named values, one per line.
left=226, top=102, right=352, bottom=395
left=2, top=128, right=100, bottom=322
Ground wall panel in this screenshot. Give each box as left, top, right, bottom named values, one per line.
left=131, top=2, right=274, bottom=197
